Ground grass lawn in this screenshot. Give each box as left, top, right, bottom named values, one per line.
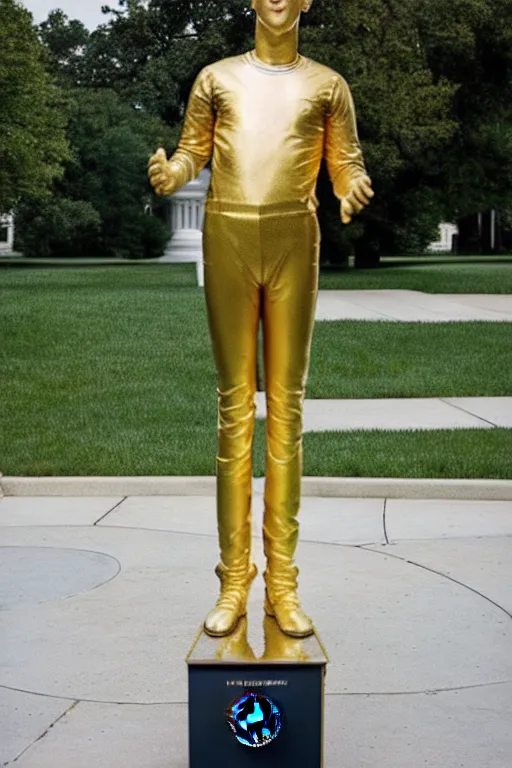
left=1, top=267, right=216, bottom=476
left=319, top=263, right=512, bottom=292
left=297, top=429, right=512, bottom=480
left=309, top=321, right=512, bottom=398
left=381, top=255, right=512, bottom=264
left=3, top=256, right=512, bottom=292
left=1, top=265, right=511, bottom=477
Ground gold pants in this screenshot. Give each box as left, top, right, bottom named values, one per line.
left=203, top=201, right=320, bottom=575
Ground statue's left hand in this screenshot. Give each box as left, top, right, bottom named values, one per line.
left=340, top=175, right=374, bottom=225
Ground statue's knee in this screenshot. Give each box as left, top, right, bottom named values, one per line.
left=266, top=385, right=304, bottom=461
left=217, top=383, right=256, bottom=456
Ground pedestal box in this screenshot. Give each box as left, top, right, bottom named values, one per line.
left=187, top=615, right=328, bottom=767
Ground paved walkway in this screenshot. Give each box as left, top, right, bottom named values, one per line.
left=316, top=290, right=512, bottom=321
left=255, top=395, right=512, bottom=431
left=1, top=493, right=511, bottom=767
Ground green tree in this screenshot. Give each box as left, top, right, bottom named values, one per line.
left=67, top=88, right=171, bottom=258
left=18, top=88, right=172, bottom=259
left=17, top=198, right=101, bottom=258
left=38, top=9, right=90, bottom=86
left=418, top=0, right=512, bottom=250
left=0, top=0, right=70, bottom=212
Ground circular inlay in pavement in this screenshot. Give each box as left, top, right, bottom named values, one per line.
left=0, top=528, right=510, bottom=704
left=0, top=547, right=120, bottom=610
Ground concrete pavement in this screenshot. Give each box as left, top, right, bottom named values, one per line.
left=255, top=394, right=512, bottom=432
left=316, top=290, right=512, bottom=321
left=1, top=493, right=511, bottom=767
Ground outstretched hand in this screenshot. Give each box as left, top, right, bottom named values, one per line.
left=148, top=148, right=176, bottom=197
left=340, top=175, right=374, bottom=225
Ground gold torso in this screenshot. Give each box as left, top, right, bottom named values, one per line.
left=172, top=51, right=366, bottom=208
left=209, top=53, right=328, bottom=205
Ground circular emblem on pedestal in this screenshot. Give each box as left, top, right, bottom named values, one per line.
left=226, top=691, right=283, bottom=748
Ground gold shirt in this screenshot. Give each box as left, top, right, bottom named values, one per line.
left=168, top=51, right=367, bottom=208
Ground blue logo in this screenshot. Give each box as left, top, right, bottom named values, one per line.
left=226, top=691, right=283, bottom=748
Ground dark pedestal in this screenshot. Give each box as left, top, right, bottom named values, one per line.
left=187, top=614, right=328, bottom=767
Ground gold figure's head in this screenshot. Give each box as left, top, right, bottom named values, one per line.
left=251, top=0, right=312, bottom=34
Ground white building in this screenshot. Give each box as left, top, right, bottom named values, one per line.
left=160, top=169, right=211, bottom=286
left=427, top=222, right=458, bottom=253
left=0, top=213, right=15, bottom=256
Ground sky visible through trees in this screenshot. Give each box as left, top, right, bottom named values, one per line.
left=23, top=0, right=107, bottom=29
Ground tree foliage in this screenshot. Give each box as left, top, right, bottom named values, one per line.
left=39, top=10, right=90, bottom=86
left=0, top=0, right=70, bottom=213
left=16, top=0, right=512, bottom=260
left=17, top=87, right=172, bottom=258
left=17, top=198, right=101, bottom=259
left=419, top=0, right=512, bottom=218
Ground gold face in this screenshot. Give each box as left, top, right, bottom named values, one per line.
left=251, top=0, right=311, bottom=34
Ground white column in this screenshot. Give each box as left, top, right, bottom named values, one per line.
left=160, top=169, right=211, bottom=288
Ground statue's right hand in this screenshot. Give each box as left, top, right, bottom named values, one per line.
left=148, top=148, right=176, bottom=197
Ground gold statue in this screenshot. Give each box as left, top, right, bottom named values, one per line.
left=149, top=0, right=373, bottom=639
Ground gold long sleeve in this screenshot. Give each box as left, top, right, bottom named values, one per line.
left=168, top=53, right=368, bottom=207
left=167, top=69, right=215, bottom=189
left=324, top=76, right=367, bottom=200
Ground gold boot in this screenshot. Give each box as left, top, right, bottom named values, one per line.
left=263, top=564, right=314, bottom=638
left=204, top=561, right=257, bottom=638
left=262, top=615, right=311, bottom=661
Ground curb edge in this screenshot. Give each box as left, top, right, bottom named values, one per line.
left=1, top=476, right=511, bottom=501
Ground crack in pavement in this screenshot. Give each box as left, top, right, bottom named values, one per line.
left=4, top=700, right=79, bottom=766
left=439, top=397, right=499, bottom=428
left=361, top=544, right=512, bottom=620
left=382, top=498, right=390, bottom=544
left=325, top=678, right=512, bottom=698
left=94, top=497, right=127, bottom=526
left=1, top=680, right=511, bottom=713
